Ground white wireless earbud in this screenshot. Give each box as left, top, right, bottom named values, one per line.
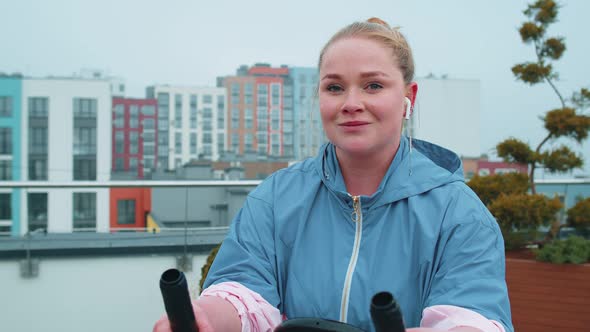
left=404, top=97, right=412, bottom=120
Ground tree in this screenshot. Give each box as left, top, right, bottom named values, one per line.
left=497, top=0, right=590, bottom=194
left=467, top=172, right=529, bottom=206
left=488, top=193, right=562, bottom=249
left=567, top=197, right=590, bottom=234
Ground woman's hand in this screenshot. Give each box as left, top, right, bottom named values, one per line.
left=152, top=301, right=215, bottom=332
left=153, top=296, right=240, bottom=332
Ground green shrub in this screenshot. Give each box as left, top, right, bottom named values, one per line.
left=535, top=236, right=590, bottom=264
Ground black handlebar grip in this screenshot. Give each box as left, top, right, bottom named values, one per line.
left=370, top=292, right=405, bottom=332
left=159, top=268, right=198, bottom=332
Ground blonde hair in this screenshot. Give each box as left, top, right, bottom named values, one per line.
left=318, top=17, right=415, bottom=84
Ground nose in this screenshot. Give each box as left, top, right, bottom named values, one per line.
left=340, top=89, right=363, bottom=113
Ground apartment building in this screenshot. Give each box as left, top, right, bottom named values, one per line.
left=0, top=76, right=22, bottom=236
left=146, top=85, right=226, bottom=169
left=111, top=97, right=158, bottom=179
left=289, top=67, right=326, bottom=160
left=15, top=78, right=112, bottom=235
left=218, top=64, right=294, bottom=159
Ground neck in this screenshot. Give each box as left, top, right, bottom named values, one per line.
left=336, top=143, right=399, bottom=196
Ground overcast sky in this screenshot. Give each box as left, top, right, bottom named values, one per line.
left=2, top=0, right=589, bottom=175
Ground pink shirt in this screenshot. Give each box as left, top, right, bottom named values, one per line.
left=201, top=282, right=506, bottom=332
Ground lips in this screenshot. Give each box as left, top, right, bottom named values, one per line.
left=340, top=121, right=369, bottom=126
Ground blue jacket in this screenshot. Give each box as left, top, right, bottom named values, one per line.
left=204, top=136, right=513, bottom=332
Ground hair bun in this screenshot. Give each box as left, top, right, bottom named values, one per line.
left=367, top=17, right=391, bottom=29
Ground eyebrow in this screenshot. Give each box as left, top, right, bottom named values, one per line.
left=320, top=71, right=390, bottom=81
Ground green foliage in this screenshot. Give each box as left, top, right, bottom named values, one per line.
left=544, top=107, right=590, bottom=142
left=535, top=236, right=590, bottom=264
left=571, top=88, right=590, bottom=109
left=541, top=37, right=566, bottom=59
left=511, top=62, right=552, bottom=84
left=199, top=243, right=222, bottom=294
left=524, top=0, right=559, bottom=25
left=519, top=22, right=545, bottom=42
left=567, top=197, right=590, bottom=229
left=488, top=193, right=562, bottom=233
left=496, top=138, right=535, bottom=164
left=539, top=146, right=583, bottom=172
left=467, top=173, right=529, bottom=206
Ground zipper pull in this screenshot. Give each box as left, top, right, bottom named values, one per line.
left=351, top=196, right=360, bottom=223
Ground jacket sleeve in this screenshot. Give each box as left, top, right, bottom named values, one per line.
left=423, top=186, right=514, bottom=332
left=202, top=188, right=281, bottom=308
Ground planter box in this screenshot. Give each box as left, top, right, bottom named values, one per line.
left=506, top=257, right=590, bottom=331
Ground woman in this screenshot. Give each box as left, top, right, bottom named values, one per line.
left=154, top=18, right=513, bottom=332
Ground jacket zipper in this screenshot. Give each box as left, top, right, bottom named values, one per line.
left=339, top=195, right=363, bottom=323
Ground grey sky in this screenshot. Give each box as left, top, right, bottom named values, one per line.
left=2, top=0, right=589, bottom=175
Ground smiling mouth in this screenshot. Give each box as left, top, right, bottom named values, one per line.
left=340, top=121, right=368, bottom=126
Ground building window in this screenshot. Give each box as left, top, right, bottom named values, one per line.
left=271, top=83, right=280, bottom=106
left=232, top=133, right=239, bottom=153
left=190, top=133, right=197, bottom=154
left=29, top=97, right=48, bottom=117
left=129, top=157, right=138, bottom=171
left=115, top=158, right=124, bottom=171
left=117, top=199, right=136, bottom=225
left=244, top=83, right=253, bottom=105
left=203, top=132, right=212, bottom=144
left=0, top=160, right=11, bottom=180
left=141, top=105, right=155, bottom=116
left=29, top=159, right=47, bottom=180
left=0, top=96, right=12, bottom=117
left=175, top=133, right=182, bottom=151
left=73, top=192, right=96, bottom=231
left=0, top=128, right=12, bottom=154
left=28, top=193, right=48, bottom=232
left=73, top=98, right=97, bottom=118
left=74, top=157, right=96, bottom=180
left=113, top=104, right=125, bottom=128
left=143, top=144, right=155, bottom=156
left=73, top=127, right=97, bottom=155
left=115, top=131, right=125, bottom=154
left=29, top=127, right=47, bottom=154
left=129, top=132, right=139, bottom=154
left=143, top=118, right=155, bottom=130
left=175, top=94, right=182, bottom=129
left=257, top=84, right=268, bottom=107
left=217, top=95, right=225, bottom=111
left=203, top=94, right=212, bottom=104
left=129, top=105, right=139, bottom=128
left=231, top=84, right=240, bottom=105
left=231, top=108, right=239, bottom=129
left=0, top=193, right=11, bottom=220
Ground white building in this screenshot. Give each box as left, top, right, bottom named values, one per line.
left=19, top=78, right=112, bottom=234
left=409, top=78, right=481, bottom=158
left=146, top=85, right=226, bottom=169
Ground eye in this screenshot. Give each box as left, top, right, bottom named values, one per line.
left=326, top=84, right=343, bottom=92
left=366, top=83, right=383, bottom=90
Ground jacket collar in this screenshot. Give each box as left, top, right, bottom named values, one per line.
left=315, top=136, right=464, bottom=209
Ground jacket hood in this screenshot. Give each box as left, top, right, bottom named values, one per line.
left=315, top=136, right=465, bottom=209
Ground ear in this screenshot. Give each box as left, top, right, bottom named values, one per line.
left=404, top=82, right=418, bottom=120
left=406, top=82, right=418, bottom=106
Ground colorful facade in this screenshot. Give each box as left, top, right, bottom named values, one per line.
left=111, top=97, right=158, bottom=179
left=220, top=64, right=294, bottom=158
left=0, top=76, right=22, bottom=236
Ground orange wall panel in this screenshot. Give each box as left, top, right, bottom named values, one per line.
left=109, top=188, right=152, bottom=229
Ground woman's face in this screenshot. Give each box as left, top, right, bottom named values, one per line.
left=319, top=36, right=415, bottom=158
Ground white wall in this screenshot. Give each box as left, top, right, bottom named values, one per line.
left=413, top=78, right=481, bottom=157
left=151, top=86, right=226, bottom=168
left=0, top=254, right=208, bottom=332
left=20, top=79, right=112, bottom=234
